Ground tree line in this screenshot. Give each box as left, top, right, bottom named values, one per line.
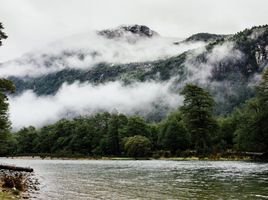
left=1, top=74, right=268, bottom=158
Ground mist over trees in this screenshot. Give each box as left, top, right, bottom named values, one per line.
left=5, top=69, right=268, bottom=158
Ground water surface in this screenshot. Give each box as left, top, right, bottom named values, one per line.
left=1, top=159, right=267, bottom=200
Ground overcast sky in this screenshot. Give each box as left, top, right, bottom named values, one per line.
left=0, top=0, right=267, bottom=62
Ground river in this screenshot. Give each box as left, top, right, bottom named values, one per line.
left=0, top=159, right=268, bottom=200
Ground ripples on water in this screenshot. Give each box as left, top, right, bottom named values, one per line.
left=0, top=159, right=267, bottom=200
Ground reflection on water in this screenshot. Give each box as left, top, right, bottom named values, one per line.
left=0, top=159, right=268, bottom=200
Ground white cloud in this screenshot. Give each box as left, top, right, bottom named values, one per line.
left=184, top=42, right=244, bottom=85
left=9, top=80, right=181, bottom=130
left=0, top=32, right=205, bottom=78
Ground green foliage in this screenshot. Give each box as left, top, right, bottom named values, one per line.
left=158, top=112, right=190, bottom=154
left=0, top=23, right=16, bottom=156
left=0, top=79, right=15, bottom=136
left=7, top=113, right=154, bottom=157
left=124, top=135, right=152, bottom=158
left=0, top=23, right=15, bottom=154
left=15, top=126, right=38, bottom=154
left=216, top=116, right=236, bottom=150
left=106, top=114, right=120, bottom=155
left=234, top=68, right=268, bottom=152
left=122, top=116, right=150, bottom=138
left=181, top=84, right=218, bottom=155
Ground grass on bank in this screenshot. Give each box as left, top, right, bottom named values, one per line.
left=0, top=191, right=17, bottom=200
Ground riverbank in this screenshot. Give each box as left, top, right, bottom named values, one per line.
left=0, top=191, right=16, bottom=200
left=0, top=169, right=39, bottom=200
left=5, top=150, right=268, bottom=161
left=2, top=155, right=255, bottom=161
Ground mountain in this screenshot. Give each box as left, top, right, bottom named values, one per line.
left=1, top=24, right=268, bottom=124
left=98, top=24, right=158, bottom=39
left=184, top=32, right=228, bottom=43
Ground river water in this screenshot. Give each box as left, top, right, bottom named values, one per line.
left=0, top=159, right=268, bottom=200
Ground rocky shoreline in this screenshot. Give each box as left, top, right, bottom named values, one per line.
left=0, top=169, right=39, bottom=199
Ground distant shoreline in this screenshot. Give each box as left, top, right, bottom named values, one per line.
left=1, top=156, right=257, bottom=161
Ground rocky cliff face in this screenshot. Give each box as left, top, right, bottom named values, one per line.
left=255, top=44, right=268, bottom=65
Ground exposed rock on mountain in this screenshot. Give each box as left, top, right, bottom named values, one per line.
left=98, top=24, right=158, bottom=39
left=255, top=44, right=268, bottom=65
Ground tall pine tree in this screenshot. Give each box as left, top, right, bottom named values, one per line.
left=181, top=84, right=217, bottom=155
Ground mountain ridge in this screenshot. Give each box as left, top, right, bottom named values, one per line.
left=2, top=24, right=268, bottom=120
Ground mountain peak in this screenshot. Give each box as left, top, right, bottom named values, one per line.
left=97, top=24, right=159, bottom=39
left=184, top=33, right=227, bottom=43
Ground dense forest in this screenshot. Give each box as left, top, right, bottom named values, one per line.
left=0, top=23, right=268, bottom=159
left=2, top=72, right=268, bottom=158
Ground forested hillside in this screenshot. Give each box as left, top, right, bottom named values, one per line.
left=3, top=25, right=268, bottom=118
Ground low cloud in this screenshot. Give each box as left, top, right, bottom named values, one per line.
left=0, top=31, right=205, bottom=78
left=6, top=38, right=247, bottom=130
left=184, top=42, right=244, bottom=84
left=9, top=80, right=181, bottom=130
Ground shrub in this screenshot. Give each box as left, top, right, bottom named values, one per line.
left=124, top=135, right=152, bottom=158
